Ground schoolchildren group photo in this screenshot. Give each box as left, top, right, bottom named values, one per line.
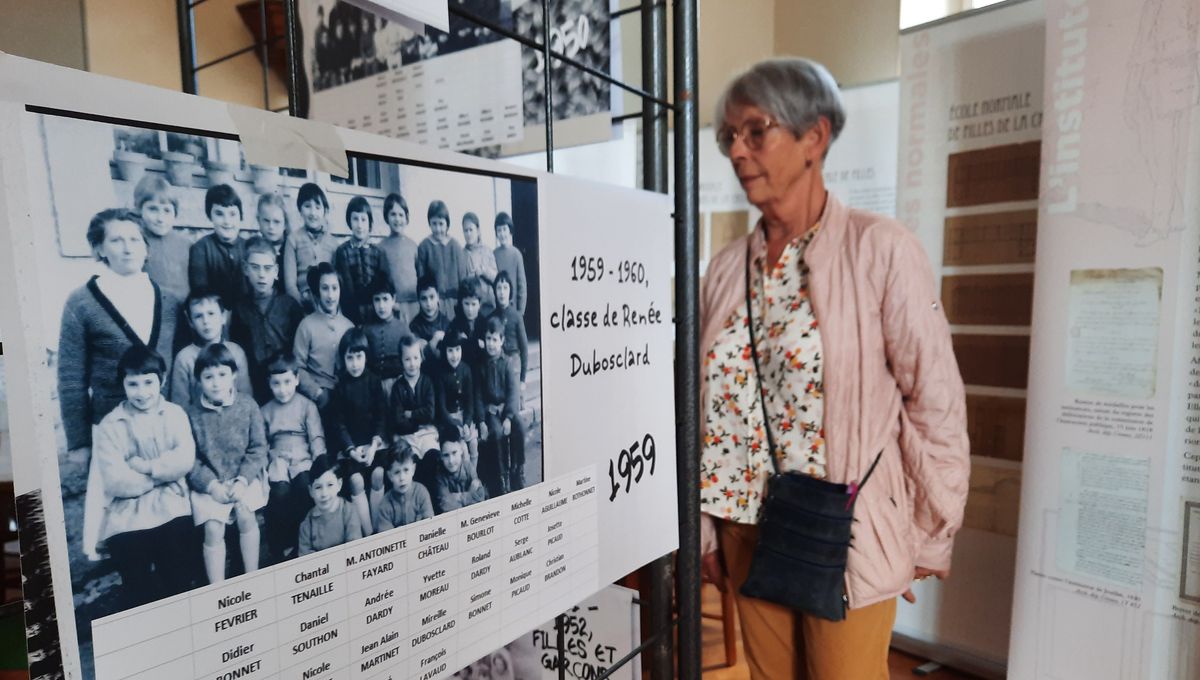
left=56, top=163, right=540, bottom=617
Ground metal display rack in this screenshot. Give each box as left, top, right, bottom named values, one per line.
left=177, top=1, right=701, bottom=676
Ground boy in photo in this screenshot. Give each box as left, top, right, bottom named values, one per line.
left=479, top=317, right=526, bottom=494
left=189, top=183, right=246, bottom=306
left=373, top=445, right=433, bottom=531
left=298, top=453, right=363, bottom=555
left=171, top=289, right=253, bottom=408
left=410, top=274, right=451, bottom=373
left=230, top=236, right=305, bottom=404
left=329, top=328, right=387, bottom=533
left=261, top=352, right=326, bottom=561
left=283, top=182, right=339, bottom=308
left=492, top=212, right=527, bottom=314
left=333, top=196, right=391, bottom=324
left=435, top=331, right=481, bottom=468
left=378, top=193, right=419, bottom=322
left=293, top=262, right=355, bottom=410
left=416, top=199, right=466, bottom=319
left=489, top=271, right=528, bottom=389
left=134, top=175, right=190, bottom=301
left=94, top=346, right=195, bottom=609
left=186, top=343, right=269, bottom=584
left=432, top=429, right=487, bottom=514
left=363, top=278, right=409, bottom=396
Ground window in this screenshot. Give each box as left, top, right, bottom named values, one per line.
left=900, top=0, right=1010, bottom=29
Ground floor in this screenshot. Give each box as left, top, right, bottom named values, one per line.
left=700, top=584, right=981, bottom=680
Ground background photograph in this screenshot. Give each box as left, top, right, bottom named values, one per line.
left=304, top=0, right=515, bottom=92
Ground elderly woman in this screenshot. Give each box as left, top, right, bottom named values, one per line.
left=698, top=58, right=970, bottom=679
left=59, top=208, right=182, bottom=560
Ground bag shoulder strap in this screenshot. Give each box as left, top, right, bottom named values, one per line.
left=743, top=241, right=780, bottom=476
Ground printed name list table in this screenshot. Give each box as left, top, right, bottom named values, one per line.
left=90, top=468, right=600, bottom=680
left=309, top=40, right=524, bottom=151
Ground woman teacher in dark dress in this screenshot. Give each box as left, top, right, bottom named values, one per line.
left=58, top=208, right=182, bottom=560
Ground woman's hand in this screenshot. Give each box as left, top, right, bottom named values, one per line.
left=700, top=514, right=726, bottom=590
left=701, top=552, right=727, bottom=591
left=901, top=566, right=949, bottom=603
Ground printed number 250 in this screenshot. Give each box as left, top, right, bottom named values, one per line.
left=608, top=433, right=656, bottom=501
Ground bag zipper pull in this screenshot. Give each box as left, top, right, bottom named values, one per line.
left=844, top=480, right=859, bottom=511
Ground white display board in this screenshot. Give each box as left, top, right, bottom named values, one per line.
left=0, top=53, right=676, bottom=680
left=895, top=0, right=1045, bottom=673
left=299, top=0, right=618, bottom=155
left=1009, top=0, right=1200, bottom=677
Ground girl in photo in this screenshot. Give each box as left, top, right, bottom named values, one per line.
left=187, top=344, right=269, bottom=584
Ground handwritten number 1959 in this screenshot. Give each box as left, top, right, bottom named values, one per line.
left=571, top=255, right=605, bottom=282
left=608, top=433, right=656, bottom=501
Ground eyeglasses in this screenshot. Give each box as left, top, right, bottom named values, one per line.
left=716, top=117, right=783, bottom=156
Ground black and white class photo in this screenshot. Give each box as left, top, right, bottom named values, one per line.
left=31, top=109, right=544, bottom=677
left=303, top=0, right=515, bottom=92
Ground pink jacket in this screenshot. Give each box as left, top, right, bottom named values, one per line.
left=700, top=194, right=970, bottom=609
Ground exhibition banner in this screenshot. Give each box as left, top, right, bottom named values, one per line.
left=822, top=79, right=899, bottom=219
left=299, top=0, right=617, bottom=155
left=0, top=53, right=675, bottom=680
left=895, top=0, right=1045, bottom=671
left=1010, top=0, right=1200, bottom=677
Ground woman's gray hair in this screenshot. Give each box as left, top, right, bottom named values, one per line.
left=716, top=58, right=846, bottom=152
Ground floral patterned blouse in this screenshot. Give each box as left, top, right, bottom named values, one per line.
left=699, top=227, right=826, bottom=524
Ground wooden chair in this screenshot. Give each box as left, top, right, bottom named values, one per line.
left=620, top=557, right=740, bottom=671
left=701, top=579, right=738, bottom=669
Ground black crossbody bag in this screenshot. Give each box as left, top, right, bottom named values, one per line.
left=738, top=243, right=882, bottom=621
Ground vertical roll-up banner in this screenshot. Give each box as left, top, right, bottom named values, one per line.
left=896, top=0, right=1045, bottom=673
left=1009, top=0, right=1200, bottom=677
left=823, top=80, right=900, bottom=219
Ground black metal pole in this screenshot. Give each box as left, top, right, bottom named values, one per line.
left=176, top=0, right=199, bottom=94
left=642, top=0, right=674, bottom=676
left=641, top=0, right=667, bottom=193
left=541, top=0, right=555, bottom=172
left=673, top=0, right=702, bottom=676
left=556, top=613, right=567, bottom=680
left=283, top=0, right=302, bottom=117
left=258, top=0, right=271, bottom=109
